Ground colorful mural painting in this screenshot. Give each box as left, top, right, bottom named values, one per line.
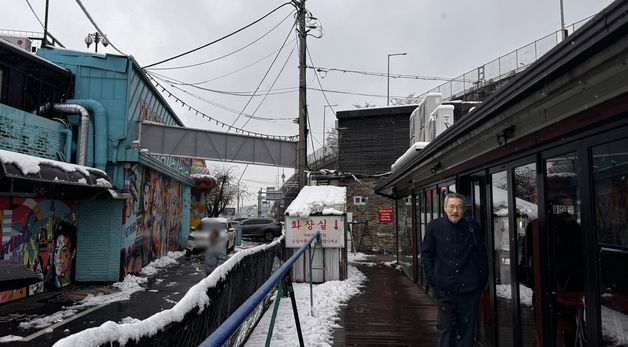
left=120, top=164, right=184, bottom=277
left=0, top=197, right=77, bottom=303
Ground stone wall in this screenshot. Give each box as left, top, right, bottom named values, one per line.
left=341, top=177, right=397, bottom=254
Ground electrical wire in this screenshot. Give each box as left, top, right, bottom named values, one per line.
left=143, top=2, right=294, bottom=68
left=149, top=76, right=298, bottom=140
left=146, top=10, right=295, bottom=71
left=24, top=0, right=65, bottom=48
left=74, top=0, right=126, bottom=55
left=149, top=73, right=294, bottom=121
left=306, top=46, right=336, bottom=116
left=229, top=20, right=296, bottom=130
left=241, top=41, right=296, bottom=129
left=307, top=65, right=459, bottom=82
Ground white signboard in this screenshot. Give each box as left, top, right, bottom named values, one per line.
left=285, top=216, right=345, bottom=248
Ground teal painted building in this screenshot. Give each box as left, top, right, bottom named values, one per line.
left=36, top=48, right=194, bottom=281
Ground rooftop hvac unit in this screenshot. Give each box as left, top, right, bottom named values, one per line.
left=409, top=93, right=442, bottom=145
left=427, top=105, right=454, bottom=141
left=0, top=36, right=33, bottom=52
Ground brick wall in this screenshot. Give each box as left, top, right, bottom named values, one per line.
left=341, top=177, right=397, bottom=254
left=0, top=104, right=66, bottom=160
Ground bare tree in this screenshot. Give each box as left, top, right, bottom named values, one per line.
left=206, top=166, right=251, bottom=217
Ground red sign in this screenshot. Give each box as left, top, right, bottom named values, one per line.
left=378, top=208, right=393, bottom=223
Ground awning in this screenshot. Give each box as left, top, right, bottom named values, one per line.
left=0, top=149, right=113, bottom=193
left=0, top=262, right=41, bottom=291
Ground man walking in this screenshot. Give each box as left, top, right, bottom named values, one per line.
left=422, top=192, right=488, bottom=347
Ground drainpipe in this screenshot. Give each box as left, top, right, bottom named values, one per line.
left=53, top=118, right=73, bottom=163
left=65, top=99, right=108, bottom=171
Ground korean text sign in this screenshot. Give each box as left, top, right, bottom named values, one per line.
left=285, top=216, right=345, bottom=248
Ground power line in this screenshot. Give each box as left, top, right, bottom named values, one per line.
left=143, top=2, right=294, bottom=68
left=229, top=20, right=296, bottom=130
left=74, top=0, right=126, bottom=55
left=241, top=41, right=297, bottom=129
left=145, top=39, right=296, bottom=86
left=307, top=65, right=460, bottom=82
left=24, top=0, right=65, bottom=47
left=149, top=73, right=295, bottom=121
left=306, top=46, right=336, bottom=116
left=149, top=76, right=298, bottom=140
left=146, top=10, right=295, bottom=71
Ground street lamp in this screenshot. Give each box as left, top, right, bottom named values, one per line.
left=84, top=32, right=109, bottom=53
left=387, top=52, right=407, bottom=106
left=323, top=104, right=338, bottom=153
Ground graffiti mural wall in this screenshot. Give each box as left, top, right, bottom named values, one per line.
left=0, top=197, right=78, bottom=303
left=120, top=164, right=184, bottom=277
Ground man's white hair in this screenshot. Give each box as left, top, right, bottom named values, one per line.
left=443, top=192, right=466, bottom=206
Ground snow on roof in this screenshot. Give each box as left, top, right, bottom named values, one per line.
left=285, top=186, right=346, bottom=218
left=0, top=149, right=106, bottom=177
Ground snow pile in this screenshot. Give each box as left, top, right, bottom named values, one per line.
left=96, top=178, right=112, bottom=187
left=285, top=186, right=346, bottom=218
left=391, top=142, right=429, bottom=172
left=245, top=265, right=366, bottom=346
left=140, top=251, right=184, bottom=276
left=602, top=305, right=628, bottom=346
left=495, top=284, right=533, bottom=306
left=53, top=238, right=284, bottom=347
left=0, top=149, right=106, bottom=177
left=19, top=275, right=148, bottom=330
left=0, top=335, right=23, bottom=343
left=348, top=252, right=369, bottom=263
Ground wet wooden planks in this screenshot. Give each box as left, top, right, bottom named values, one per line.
left=333, top=264, right=439, bottom=346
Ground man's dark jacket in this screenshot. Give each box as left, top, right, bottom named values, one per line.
left=422, top=217, right=489, bottom=293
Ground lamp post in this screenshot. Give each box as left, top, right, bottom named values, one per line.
left=84, top=32, right=109, bottom=53
left=387, top=52, right=407, bottom=106
left=322, top=104, right=338, bottom=154
left=236, top=164, right=249, bottom=217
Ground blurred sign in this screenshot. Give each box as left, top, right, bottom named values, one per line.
left=378, top=208, right=393, bottom=223
left=223, top=207, right=235, bottom=216
left=266, top=190, right=283, bottom=200
left=285, top=216, right=345, bottom=248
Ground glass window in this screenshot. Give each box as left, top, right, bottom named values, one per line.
left=397, top=196, right=413, bottom=278
left=474, top=176, right=493, bottom=346
left=592, top=139, right=628, bottom=346
left=492, top=170, right=513, bottom=346
left=514, top=163, right=540, bottom=347
left=546, top=153, right=585, bottom=346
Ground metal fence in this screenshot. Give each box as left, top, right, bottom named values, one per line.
left=307, top=146, right=337, bottom=170
left=407, top=16, right=593, bottom=102
left=107, top=241, right=283, bottom=347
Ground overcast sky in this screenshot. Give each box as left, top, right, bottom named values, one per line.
left=1, top=0, right=614, bottom=205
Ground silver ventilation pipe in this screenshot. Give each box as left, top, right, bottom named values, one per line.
left=44, top=103, right=90, bottom=166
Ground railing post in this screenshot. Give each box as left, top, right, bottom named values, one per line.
left=286, top=274, right=305, bottom=347
left=265, top=279, right=284, bottom=347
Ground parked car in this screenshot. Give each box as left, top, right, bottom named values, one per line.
left=186, top=217, right=235, bottom=255
left=239, top=218, right=282, bottom=241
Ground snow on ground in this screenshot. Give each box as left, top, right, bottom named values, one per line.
left=245, top=265, right=366, bottom=347
left=140, top=251, right=184, bottom=276
left=285, top=186, right=346, bottom=218
left=18, top=275, right=148, bottom=330
left=19, top=252, right=182, bottom=331
left=53, top=238, right=283, bottom=347
left=0, top=335, right=23, bottom=343
left=347, top=252, right=369, bottom=262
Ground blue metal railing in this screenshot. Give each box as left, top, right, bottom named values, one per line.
left=199, top=231, right=321, bottom=347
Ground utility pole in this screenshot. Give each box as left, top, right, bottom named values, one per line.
left=42, top=0, right=50, bottom=48
left=257, top=188, right=263, bottom=217
left=559, top=0, right=567, bottom=40
left=296, top=0, right=308, bottom=190
left=236, top=164, right=249, bottom=217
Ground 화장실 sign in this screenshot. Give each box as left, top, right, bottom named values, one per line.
left=285, top=215, right=345, bottom=248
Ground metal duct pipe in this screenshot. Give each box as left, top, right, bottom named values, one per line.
left=52, top=118, right=73, bottom=163
left=51, top=103, right=91, bottom=166
left=66, top=99, right=108, bottom=171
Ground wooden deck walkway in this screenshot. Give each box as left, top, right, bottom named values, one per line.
left=333, top=261, right=439, bottom=346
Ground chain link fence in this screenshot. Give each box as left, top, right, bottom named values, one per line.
left=104, top=242, right=283, bottom=347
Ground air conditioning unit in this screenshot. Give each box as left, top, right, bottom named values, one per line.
left=1, top=36, right=33, bottom=52
left=426, top=105, right=454, bottom=141
left=409, top=93, right=442, bottom=145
